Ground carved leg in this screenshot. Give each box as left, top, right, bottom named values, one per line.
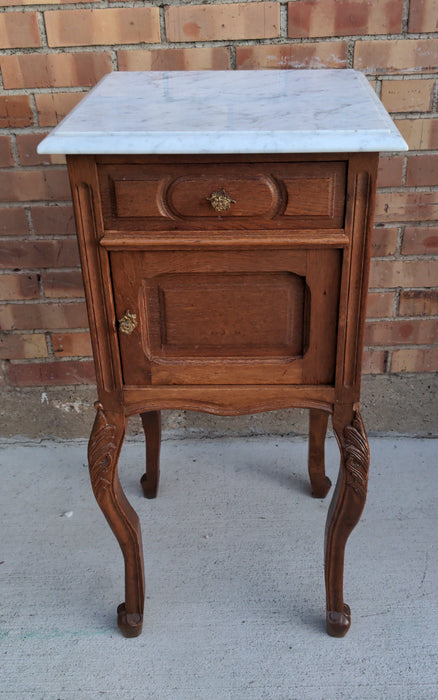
left=308, top=409, right=331, bottom=498
left=140, top=411, right=161, bottom=499
left=325, top=409, right=369, bottom=637
left=88, top=402, right=145, bottom=637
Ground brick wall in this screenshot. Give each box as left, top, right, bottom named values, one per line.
left=0, top=0, right=437, bottom=394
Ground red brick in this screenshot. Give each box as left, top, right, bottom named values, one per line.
left=0, top=273, right=40, bottom=300
left=0, top=301, right=88, bottom=331
left=366, top=292, right=395, bottom=318
left=31, top=206, right=76, bottom=237
left=408, top=0, right=438, bottom=32
left=375, top=191, right=438, bottom=223
left=372, top=227, right=398, bottom=256
left=45, top=7, right=160, bottom=48
left=381, top=79, right=435, bottom=113
left=16, top=134, right=65, bottom=167
left=377, top=156, right=404, bottom=188
left=0, top=333, right=47, bottom=360
left=288, top=0, right=402, bottom=38
left=52, top=331, right=92, bottom=357
left=395, top=118, right=438, bottom=150
left=0, top=11, right=41, bottom=49
left=236, top=42, right=348, bottom=69
left=6, top=359, right=95, bottom=386
left=391, top=348, right=438, bottom=373
left=354, top=38, right=438, bottom=74
left=0, top=169, right=70, bottom=202
left=365, top=319, right=438, bottom=345
left=367, top=77, right=378, bottom=93
left=35, top=92, right=86, bottom=128
left=406, top=154, right=438, bottom=187
left=0, top=52, right=112, bottom=89
left=402, top=226, right=438, bottom=255
left=0, top=239, right=79, bottom=269
left=0, top=136, right=13, bottom=168
left=166, top=3, right=280, bottom=42
left=362, top=348, right=387, bottom=374
left=42, top=270, right=84, bottom=298
left=0, top=95, right=33, bottom=128
left=0, top=207, right=29, bottom=236
left=4, top=0, right=99, bottom=5
left=370, top=260, right=438, bottom=288
left=118, top=47, right=230, bottom=71
left=399, top=290, right=438, bottom=316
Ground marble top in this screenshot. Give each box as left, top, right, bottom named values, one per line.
left=37, top=70, right=407, bottom=155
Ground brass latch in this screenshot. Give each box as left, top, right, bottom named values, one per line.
left=118, top=311, right=137, bottom=335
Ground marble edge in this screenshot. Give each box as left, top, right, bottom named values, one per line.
left=38, top=129, right=408, bottom=154
left=37, top=74, right=111, bottom=154
left=354, top=72, right=408, bottom=146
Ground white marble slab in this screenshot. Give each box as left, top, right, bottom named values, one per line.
left=38, top=70, right=407, bottom=155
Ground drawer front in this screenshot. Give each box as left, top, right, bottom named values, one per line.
left=110, top=248, right=341, bottom=386
left=99, top=161, right=346, bottom=231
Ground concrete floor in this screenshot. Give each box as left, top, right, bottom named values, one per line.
left=0, top=435, right=437, bottom=700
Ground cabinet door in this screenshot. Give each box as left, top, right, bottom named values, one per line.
left=110, top=248, right=341, bottom=386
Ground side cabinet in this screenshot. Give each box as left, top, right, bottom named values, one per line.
left=38, top=68, right=406, bottom=640
left=68, top=151, right=378, bottom=638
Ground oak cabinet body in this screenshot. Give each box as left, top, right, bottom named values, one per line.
left=67, top=150, right=376, bottom=637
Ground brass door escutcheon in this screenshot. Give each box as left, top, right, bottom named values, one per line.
left=207, top=189, right=236, bottom=213
left=118, top=311, right=137, bottom=335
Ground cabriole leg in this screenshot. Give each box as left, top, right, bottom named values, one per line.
left=88, top=401, right=145, bottom=638
left=325, top=409, right=369, bottom=637
left=140, top=411, right=161, bottom=499
left=308, top=409, right=331, bottom=498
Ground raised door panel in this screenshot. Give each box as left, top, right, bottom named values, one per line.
left=144, top=271, right=306, bottom=359
left=110, top=249, right=341, bottom=386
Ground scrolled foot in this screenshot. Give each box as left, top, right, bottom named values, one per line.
left=326, top=603, right=351, bottom=637
left=140, top=473, right=158, bottom=499
left=117, top=602, right=143, bottom=638
left=311, top=476, right=332, bottom=499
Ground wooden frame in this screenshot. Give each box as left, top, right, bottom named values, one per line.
left=68, top=151, right=378, bottom=638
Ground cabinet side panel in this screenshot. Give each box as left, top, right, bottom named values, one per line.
left=336, top=153, right=379, bottom=397
left=67, top=155, right=123, bottom=403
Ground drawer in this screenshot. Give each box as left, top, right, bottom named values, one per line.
left=98, top=161, right=346, bottom=231
left=110, top=248, right=342, bottom=386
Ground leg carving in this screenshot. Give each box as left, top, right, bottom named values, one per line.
left=325, top=409, right=369, bottom=637
left=140, top=411, right=161, bottom=499
left=88, top=402, right=145, bottom=637
left=308, top=409, right=331, bottom=498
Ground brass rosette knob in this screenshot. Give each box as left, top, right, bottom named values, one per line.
left=118, top=311, right=138, bottom=335
left=207, top=189, right=236, bottom=213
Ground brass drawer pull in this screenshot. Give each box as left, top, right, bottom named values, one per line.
left=207, top=189, right=236, bottom=213
left=118, top=311, right=137, bottom=335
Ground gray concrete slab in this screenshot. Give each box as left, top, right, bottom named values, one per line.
left=1, top=373, right=438, bottom=439
left=0, top=436, right=437, bottom=699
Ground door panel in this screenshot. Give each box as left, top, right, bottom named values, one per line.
left=143, top=272, right=306, bottom=359
left=110, top=249, right=341, bottom=386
